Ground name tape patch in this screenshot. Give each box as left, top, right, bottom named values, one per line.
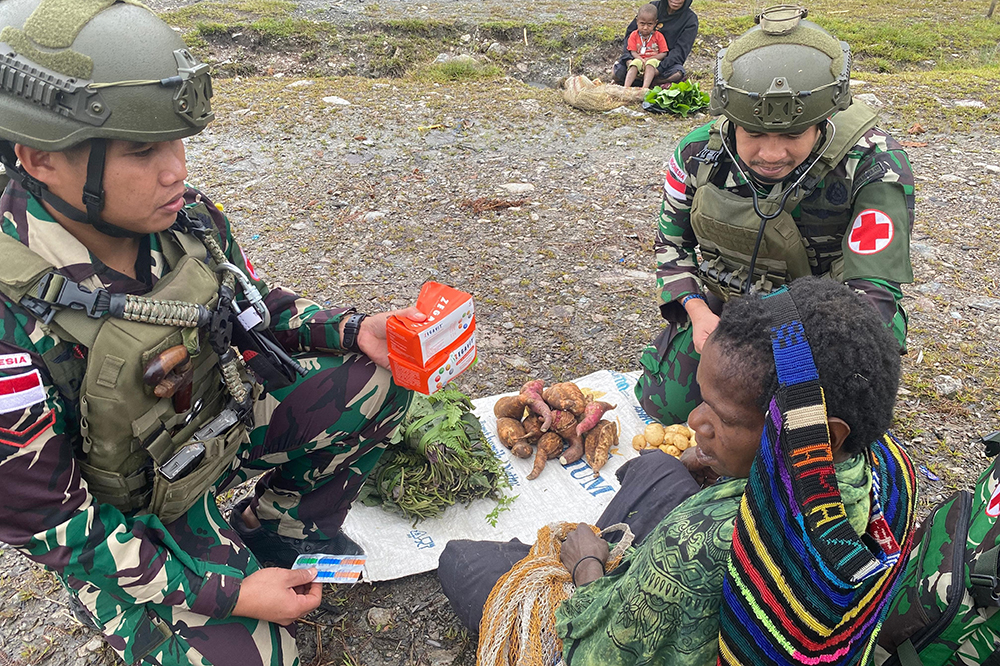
left=0, top=353, right=31, bottom=371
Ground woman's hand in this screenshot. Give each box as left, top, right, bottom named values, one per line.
left=679, top=446, right=719, bottom=488
left=231, top=567, right=322, bottom=625
left=560, top=526, right=610, bottom=587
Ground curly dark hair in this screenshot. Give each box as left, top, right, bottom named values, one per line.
left=710, top=277, right=901, bottom=455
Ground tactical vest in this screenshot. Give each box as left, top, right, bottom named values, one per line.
left=689, top=102, right=878, bottom=301
left=0, top=204, right=251, bottom=523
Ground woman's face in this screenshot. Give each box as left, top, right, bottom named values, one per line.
left=687, top=337, right=767, bottom=478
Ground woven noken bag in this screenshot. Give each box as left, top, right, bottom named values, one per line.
left=562, top=75, right=646, bottom=112
left=477, top=521, right=634, bottom=666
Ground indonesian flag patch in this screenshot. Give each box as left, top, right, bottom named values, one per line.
left=848, top=209, right=894, bottom=255
left=987, top=480, right=1000, bottom=518
left=0, top=370, right=46, bottom=415
left=664, top=155, right=687, bottom=202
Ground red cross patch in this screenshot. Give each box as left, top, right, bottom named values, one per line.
left=987, top=481, right=1000, bottom=518
left=848, top=209, right=894, bottom=255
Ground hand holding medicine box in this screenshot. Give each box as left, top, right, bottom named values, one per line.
left=387, top=282, right=476, bottom=395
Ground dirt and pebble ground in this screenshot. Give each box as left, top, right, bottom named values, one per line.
left=1, top=1, right=999, bottom=665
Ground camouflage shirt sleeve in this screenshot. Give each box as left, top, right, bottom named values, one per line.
left=194, top=190, right=355, bottom=353
left=654, top=123, right=712, bottom=322
left=0, top=322, right=242, bottom=620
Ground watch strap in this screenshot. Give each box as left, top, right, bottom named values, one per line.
left=342, top=313, right=368, bottom=354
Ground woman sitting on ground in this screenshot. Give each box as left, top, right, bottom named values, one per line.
left=439, top=277, right=917, bottom=665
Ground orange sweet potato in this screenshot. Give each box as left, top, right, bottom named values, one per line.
left=511, top=440, right=533, bottom=459
left=543, top=382, right=589, bottom=416
left=550, top=409, right=585, bottom=466
left=521, top=414, right=544, bottom=444
left=527, top=431, right=564, bottom=480
left=585, top=420, right=618, bottom=476
left=521, top=379, right=552, bottom=431
left=575, top=401, right=616, bottom=437
left=496, top=417, right=526, bottom=449
left=493, top=395, right=527, bottom=420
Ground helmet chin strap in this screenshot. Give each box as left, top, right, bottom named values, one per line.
left=0, top=139, right=146, bottom=240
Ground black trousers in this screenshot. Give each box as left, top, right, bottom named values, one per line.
left=437, top=450, right=701, bottom=631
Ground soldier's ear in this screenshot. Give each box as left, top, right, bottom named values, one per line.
left=14, top=144, right=79, bottom=188
left=14, top=145, right=57, bottom=183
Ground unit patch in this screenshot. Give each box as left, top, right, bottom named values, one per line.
left=847, top=209, right=894, bottom=255
left=0, top=409, right=55, bottom=449
left=0, top=370, right=46, bottom=415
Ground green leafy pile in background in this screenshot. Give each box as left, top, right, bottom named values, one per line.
left=644, top=80, right=711, bottom=116
left=360, top=388, right=515, bottom=525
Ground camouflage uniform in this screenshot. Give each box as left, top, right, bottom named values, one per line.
left=0, top=181, right=411, bottom=665
left=637, top=113, right=915, bottom=424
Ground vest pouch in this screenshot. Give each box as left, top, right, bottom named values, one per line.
left=691, top=185, right=813, bottom=301
left=148, top=422, right=247, bottom=524
left=77, top=458, right=151, bottom=514
left=78, top=255, right=229, bottom=517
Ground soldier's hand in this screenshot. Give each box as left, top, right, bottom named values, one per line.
left=231, top=567, right=322, bottom=625
left=356, top=307, right=426, bottom=368
left=688, top=308, right=719, bottom=355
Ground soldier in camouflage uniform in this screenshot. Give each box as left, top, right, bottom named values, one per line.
left=636, top=6, right=914, bottom=425
left=0, top=1, right=420, bottom=663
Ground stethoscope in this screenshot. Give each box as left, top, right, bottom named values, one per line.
left=716, top=117, right=835, bottom=294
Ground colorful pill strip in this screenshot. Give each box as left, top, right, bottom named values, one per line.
left=291, top=554, right=367, bottom=583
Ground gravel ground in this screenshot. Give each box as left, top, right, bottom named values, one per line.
left=1, top=4, right=999, bottom=666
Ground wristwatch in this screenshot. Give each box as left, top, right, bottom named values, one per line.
left=342, top=313, right=368, bottom=354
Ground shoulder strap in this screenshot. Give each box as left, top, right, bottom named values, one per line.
left=820, top=101, right=879, bottom=169
left=0, top=232, right=57, bottom=302
left=0, top=233, right=101, bottom=345
left=693, top=117, right=727, bottom=188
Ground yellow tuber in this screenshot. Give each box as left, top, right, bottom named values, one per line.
left=644, top=423, right=665, bottom=447
left=631, top=434, right=647, bottom=451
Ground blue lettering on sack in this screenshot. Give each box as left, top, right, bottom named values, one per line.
left=408, top=530, right=436, bottom=550
left=563, top=460, right=615, bottom=497
left=612, top=372, right=632, bottom=394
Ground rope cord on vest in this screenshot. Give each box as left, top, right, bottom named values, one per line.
left=718, top=118, right=835, bottom=294
left=118, top=295, right=206, bottom=327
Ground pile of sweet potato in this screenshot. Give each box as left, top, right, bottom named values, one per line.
left=493, top=380, right=617, bottom=480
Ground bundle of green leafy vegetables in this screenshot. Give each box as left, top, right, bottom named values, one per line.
left=643, top=80, right=711, bottom=116
left=360, top=388, right=515, bottom=525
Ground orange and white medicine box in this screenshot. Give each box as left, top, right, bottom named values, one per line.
left=386, top=282, right=475, bottom=367
left=388, top=323, right=477, bottom=394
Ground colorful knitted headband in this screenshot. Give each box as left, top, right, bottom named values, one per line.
left=717, top=286, right=916, bottom=665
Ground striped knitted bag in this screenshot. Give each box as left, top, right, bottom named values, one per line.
left=718, top=288, right=917, bottom=666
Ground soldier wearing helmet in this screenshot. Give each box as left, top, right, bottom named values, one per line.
left=635, top=6, right=914, bottom=427
left=0, top=1, right=421, bottom=662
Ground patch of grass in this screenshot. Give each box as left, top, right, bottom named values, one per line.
left=162, top=0, right=296, bottom=28
left=412, top=59, right=505, bottom=82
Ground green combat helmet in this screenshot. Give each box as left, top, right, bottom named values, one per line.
left=709, top=5, right=852, bottom=133
left=0, top=0, right=213, bottom=237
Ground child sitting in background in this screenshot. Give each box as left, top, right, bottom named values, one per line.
left=623, top=4, right=668, bottom=89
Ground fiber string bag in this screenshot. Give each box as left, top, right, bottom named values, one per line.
left=478, top=521, right=634, bottom=666
left=561, top=75, right=646, bottom=112
left=717, top=287, right=918, bottom=665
